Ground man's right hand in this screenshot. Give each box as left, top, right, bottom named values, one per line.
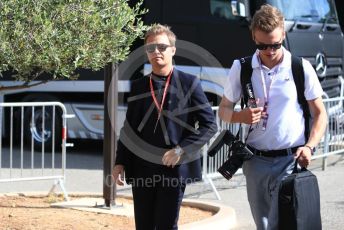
left=112, top=165, right=125, bottom=186
left=240, top=107, right=263, bottom=124
left=219, top=96, right=263, bottom=124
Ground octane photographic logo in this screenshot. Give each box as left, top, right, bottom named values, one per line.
left=107, top=40, right=226, bottom=165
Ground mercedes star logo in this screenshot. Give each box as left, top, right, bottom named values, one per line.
left=315, top=53, right=327, bottom=78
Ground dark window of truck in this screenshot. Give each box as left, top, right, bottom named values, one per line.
left=209, top=0, right=235, bottom=20
left=269, top=0, right=338, bottom=23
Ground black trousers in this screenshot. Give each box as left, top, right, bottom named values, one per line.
left=131, top=166, right=186, bottom=230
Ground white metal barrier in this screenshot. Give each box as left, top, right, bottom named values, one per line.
left=201, top=106, right=244, bottom=200
left=0, top=102, right=74, bottom=200
left=204, top=98, right=344, bottom=200
left=316, top=97, right=344, bottom=169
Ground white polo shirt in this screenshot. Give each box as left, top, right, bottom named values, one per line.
left=223, top=47, right=323, bottom=150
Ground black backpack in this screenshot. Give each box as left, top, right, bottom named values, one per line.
left=239, top=56, right=311, bottom=142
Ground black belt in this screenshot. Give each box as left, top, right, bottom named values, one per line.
left=248, top=146, right=301, bottom=157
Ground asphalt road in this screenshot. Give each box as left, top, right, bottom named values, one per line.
left=1, top=140, right=343, bottom=229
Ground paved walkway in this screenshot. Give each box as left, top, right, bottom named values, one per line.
left=1, top=145, right=343, bottom=229
left=185, top=155, right=344, bottom=229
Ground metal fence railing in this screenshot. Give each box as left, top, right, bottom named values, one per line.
left=2, top=98, right=342, bottom=201
left=316, top=97, right=344, bottom=169
left=0, top=102, right=74, bottom=200
left=203, top=97, right=344, bottom=200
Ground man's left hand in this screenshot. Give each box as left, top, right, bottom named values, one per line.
left=162, top=149, right=181, bottom=168
left=294, top=146, right=312, bottom=168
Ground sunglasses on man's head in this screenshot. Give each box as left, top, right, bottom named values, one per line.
left=255, top=42, right=282, bottom=50
left=145, top=43, right=172, bottom=53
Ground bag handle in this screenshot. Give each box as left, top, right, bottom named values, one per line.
left=292, top=157, right=307, bottom=174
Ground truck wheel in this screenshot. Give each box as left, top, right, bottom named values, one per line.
left=22, top=97, right=62, bottom=151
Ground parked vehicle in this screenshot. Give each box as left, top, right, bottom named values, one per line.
left=1, top=0, right=343, bottom=147
left=335, top=0, right=344, bottom=31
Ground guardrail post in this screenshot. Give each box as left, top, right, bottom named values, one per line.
left=202, top=144, right=221, bottom=200
left=322, top=101, right=330, bottom=170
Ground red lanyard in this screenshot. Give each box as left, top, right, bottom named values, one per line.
left=149, top=68, right=173, bottom=131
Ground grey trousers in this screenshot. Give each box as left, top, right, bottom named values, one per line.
left=242, top=155, right=295, bottom=230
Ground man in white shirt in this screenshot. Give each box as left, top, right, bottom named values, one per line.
left=218, top=4, right=327, bottom=230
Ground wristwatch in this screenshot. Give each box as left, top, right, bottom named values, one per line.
left=304, top=145, right=315, bottom=155
left=174, top=145, right=184, bottom=156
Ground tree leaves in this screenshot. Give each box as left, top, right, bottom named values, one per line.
left=0, top=0, right=147, bottom=81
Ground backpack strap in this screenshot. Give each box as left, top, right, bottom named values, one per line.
left=239, top=55, right=310, bottom=142
left=239, top=56, right=253, bottom=110
left=291, top=56, right=311, bottom=142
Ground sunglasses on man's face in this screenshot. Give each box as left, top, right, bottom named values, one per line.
left=145, top=43, right=172, bottom=53
left=255, top=42, right=282, bottom=51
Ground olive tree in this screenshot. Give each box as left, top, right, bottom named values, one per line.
left=0, top=0, right=147, bottom=89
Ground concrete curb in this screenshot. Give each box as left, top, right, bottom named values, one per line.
left=180, top=199, right=236, bottom=230
left=0, top=192, right=237, bottom=230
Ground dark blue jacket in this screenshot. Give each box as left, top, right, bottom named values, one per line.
left=115, top=69, right=217, bottom=183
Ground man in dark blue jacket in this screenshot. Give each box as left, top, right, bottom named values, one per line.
left=112, top=24, right=217, bottom=230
